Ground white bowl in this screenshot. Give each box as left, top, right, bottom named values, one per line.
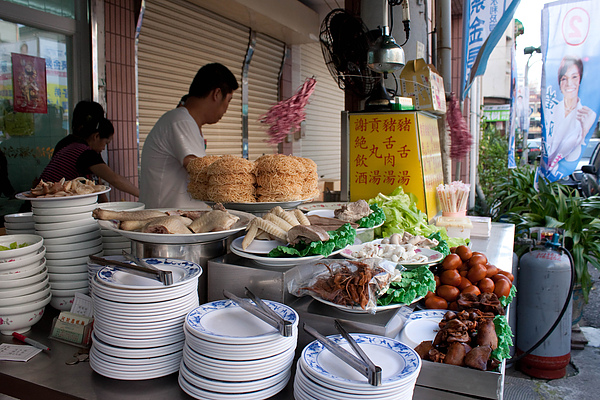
left=32, top=203, right=97, bottom=216
left=45, top=244, right=104, bottom=260
left=49, top=295, right=75, bottom=311
left=33, top=211, right=93, bottom=224
left=101, top=241, right=131, bottom=250
left=47, top=264, right=88, bottom=274
left=0, top=267, right=48, bottom=289
left=0, top=284, right=51, bottom=307
left=49, top=279, right=88, bottom=290
left=0, top=275, right=50, bottom=299
left=43, top=230, right=101, bottom=246
left=29, top=195, right=98, bottom=208
left=0, top=293, right=51, bottom=335
left=5, top=229, right=36, bottom=235
left=45, top=237, right=103, bottom=253
left=0, top=247, right=45, bottom=272
left=0, top=259, right=46, bottom=280
left=0, top=235, right=44, bottom=262
left=35, top=224, right=100, bottom=239
left=34, top=218, right=97, bottom=231
left=46, top=255, right=95, bottom=267
left=4, top=221, right=35, bottom=230
left=95, top=201, right=145, bottom=212
left=48, top=271, right=89, bottom=282
left=4, top=212, right=34, bottom=223
left=50, top=286, right=89, bottom=297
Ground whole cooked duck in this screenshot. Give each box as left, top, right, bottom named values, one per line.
left=142, top=216, right=193, bottom=234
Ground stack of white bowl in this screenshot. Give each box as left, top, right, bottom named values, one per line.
left=0, top=234, right=51, bottom=335
left=95, top=202, right=145, bottom=255
left=30, top=196, right=104, bottom=310
left=89, top=258, right=201, bottom=380
left=178, top=299, right=298, bottom=399
left=4, top=212, right=35, bottom=235
left=294, top=333, right=422, bottom=400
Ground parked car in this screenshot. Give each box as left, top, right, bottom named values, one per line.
left=561, top=138, right=600, bottom=196
left=527, top=138, right=542, bottom=164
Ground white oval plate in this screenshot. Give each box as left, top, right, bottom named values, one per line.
left=49, top=279, right=88, bottom=290
left=204, top=199, right=311, bottom=213
left=309, top=294, right=423, bottom=314
left=45, top=244, right=104, bottom=260
left=31, top=202, right=98, bottom=216
left=33, top=211, right=93, bottom=223
left=339, top=239, right=444, bottom=266
left=16, top=186, right=110, bottom=205
left=97, top=210, right=254, bottom=244
left=96, top=258, right=201, bottom=290
left=48, top=271, right=89, bottom=282
left=4, top=212, right=34, bottom=223
left=43, top=230, right=101, bottom=246
left=50, top=286, right=89, bottom=297
left=34, top=218, right=97, bottom=231
left=397, top=310, right=447, bottom=349
left=94, top=201, right=145, bottom=212
left=45, top=237, right=103, bottom=253
left=47, top=264, right=88, bottom=274
left=230, top=243, right=337, bottom=267
left=297, top=202, right=347, bottom=212
left=185, top=299, right=298, bottom=344
left=230, top=236, right=285, bottom=255
left=35, top=224, right=100, bottom=239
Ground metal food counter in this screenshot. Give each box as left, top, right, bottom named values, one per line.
left=0, top=223, right=515, bottom=400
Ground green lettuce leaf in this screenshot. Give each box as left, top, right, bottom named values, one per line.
left=268, top=223, right=356, bottom=258
left=491, top=314, right=513, bottom=362
left=377, top=265, right=436, bottom=306
left=356, top=204, right=386, bottom=228
left=499, top=283, right=517, bottom=307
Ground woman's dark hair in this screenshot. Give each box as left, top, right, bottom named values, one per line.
left=98, top=118, right=114, bottom=139
left=72, top=100, right=106, bottom=139
left=558, top=56, right=583, bottom=86
left=188, top=63, right=239, bottom=98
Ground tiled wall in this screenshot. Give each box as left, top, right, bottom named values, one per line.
left=104, top=0, right=139, bottom=202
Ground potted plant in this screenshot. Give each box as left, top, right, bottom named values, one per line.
left=489, top=167, right=600, bottom=317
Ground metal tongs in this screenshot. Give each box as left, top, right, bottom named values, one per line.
left=88, top=253, right=173, bottom=286
left=303, top=320, right=382, bottom=386
left=223, top=287, right=293, bottom=337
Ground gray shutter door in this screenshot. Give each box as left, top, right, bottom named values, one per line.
left=300, top=42, right=345, bottom=180
left=247, top=32, right=285, bottom=160
left=138, top=0, right=248, bottom=157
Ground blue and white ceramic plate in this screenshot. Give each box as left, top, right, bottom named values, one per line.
left=185, top=299, right=299, bottom=344
left=300, top=333, right=421, bottom=388
left=397, top=310, right=447, bottom=349
left=96, top=258, right=202, bottom=289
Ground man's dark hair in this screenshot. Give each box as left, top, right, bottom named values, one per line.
left=188, top=63, right=239, bottom=98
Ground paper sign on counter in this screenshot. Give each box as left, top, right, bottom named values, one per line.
left=0, top=343, right=42, bottom=362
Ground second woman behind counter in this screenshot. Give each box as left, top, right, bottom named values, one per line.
left=39, top=100, right=139, bottom=199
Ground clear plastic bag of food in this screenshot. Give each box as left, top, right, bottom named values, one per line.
left=287, top=258, right=399, bottom=314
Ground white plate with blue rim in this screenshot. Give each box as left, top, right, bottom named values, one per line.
left=300, top=333, right=421, bottom=390
left=95, top=258, right=202, bottom=290
left=397, top=309, right=448, bottom=349
left=185, top=299, right=299, bottom=345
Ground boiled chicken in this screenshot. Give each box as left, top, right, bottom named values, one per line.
left=93, top=209, right=167, bottom=221
left=142, top=216, right=193, bottom=234
left=187, top=210, right=239, bottom=233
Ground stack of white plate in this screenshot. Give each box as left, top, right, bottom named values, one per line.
left=89, top=258, right=201, bottom=380
left=179, top=299, right=298, bottom=399
left=294, top=333, right=422, bottom=400
left=95, top=202, right=145, bottom=255
left=86, top=255, right=127, bottom=296
left=0, top=234, right=51, bottom=335
left=4, top=212, right=35, bottom=235
left=29, top=195, right=104, bottom=310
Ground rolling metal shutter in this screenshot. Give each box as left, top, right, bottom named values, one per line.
left=247, top=32, right=285, bottom=160
left=300, top=42, right=345, bottom=180
left=137, top=0, right=248, bottom=157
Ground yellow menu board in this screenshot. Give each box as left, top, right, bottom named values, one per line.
left=348, top=111, right=443, bottom=220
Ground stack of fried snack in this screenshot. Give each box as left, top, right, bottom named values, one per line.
left=205, top=155, right=256, bottom=203
left=186, top=155, right=221, bottom=201
left=255, top=154, right=304, bottom=202
left=296, top=156, right=320, bottom=200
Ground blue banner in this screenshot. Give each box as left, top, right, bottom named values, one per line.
left=538, top=0, right=600, bottom=182
left=461, top=0, right=522, bottom=100
left=508, top=44, right=517, bottom=168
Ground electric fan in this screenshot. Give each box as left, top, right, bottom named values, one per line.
left=320, top=9, right=378, bottom=99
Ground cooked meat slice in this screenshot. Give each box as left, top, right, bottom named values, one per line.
left=212, top=202, right=227, bottom=211
left=287, top=225, right=330, bottom=245
left=307, top=215, right=358, bottom=229
left=142, top=216, right=193, bottom=234
left=444, top=342, right=470, bottom=366
left=465, top=345, right=492, bottom=370
left=333, top=199, right=372, bottom=222
left=476, top=318, right=498, bottom=350
left=414, top=341, right=433, bottom=360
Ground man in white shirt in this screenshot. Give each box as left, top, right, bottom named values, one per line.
left=140, top=63, right=238, bottom=208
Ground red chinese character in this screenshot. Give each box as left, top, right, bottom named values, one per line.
left=384, top=153, right=395, bottom=167
left=354, top=154, right=368, bottom=167
left=383, top=170, right=396, bottom=185
left=369, top=170, right=381, bottom=185
left=368, top=118, right=382, bottom=132
left=399, top=170, right=410, bottom=185
left=383, top=118, right=397, bottom=132
left=369, top=145, right=382, bottom=159
left=397, top=145, right=410, bottom=158
left=354, top=136, right=368, bottom=149
left=355, top=172, right=368, bottom=184
left=382, top=136, right=396, bottom=149
left=398, top=118, right=412, bottom=131
left=354, top=118, right=368, bottom=131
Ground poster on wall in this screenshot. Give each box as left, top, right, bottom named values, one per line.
left=11, top=53, right=47, bottom=114
left=539, top=0, right=600, bottom=182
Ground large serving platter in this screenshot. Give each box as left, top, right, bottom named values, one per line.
left=297, top=202, right=346, bottom=212
left=16, top=186, right=110, bottom=205
left=97, top=209, right=254, bottom=244
left=204, top=199, right=312, bottom=213
left=339, top=239, right=444, bottom=266
left=309, top=294, right=423, bottom=314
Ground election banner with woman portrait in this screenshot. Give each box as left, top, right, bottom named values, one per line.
left=539, top=0, right=600, bottom=182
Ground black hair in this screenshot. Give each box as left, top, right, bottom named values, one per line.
left=72, top=100, right=106, bottom=139
left=188, top=63, right=239, bottom=99
left=558, top=56, right=583, bottom=86
left=97, top=118, right=114, bottom=139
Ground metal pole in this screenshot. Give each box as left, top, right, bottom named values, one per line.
left=521, top=53, right=533, bottom=166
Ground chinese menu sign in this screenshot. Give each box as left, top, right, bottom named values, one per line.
left=348, top=112, right=443, bottom=220
left=11, top=53, right=47, bottom=114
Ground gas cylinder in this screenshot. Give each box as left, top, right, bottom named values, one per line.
left=516, top=235, right=572, bottom=379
